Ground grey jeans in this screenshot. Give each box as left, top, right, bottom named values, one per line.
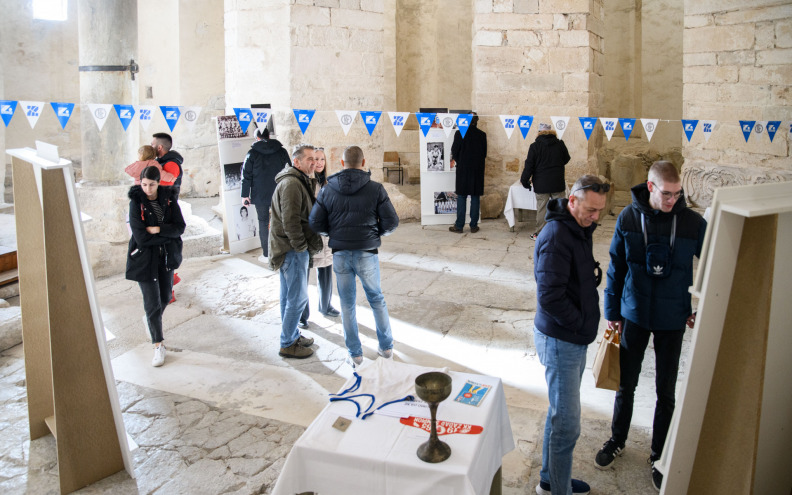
left=535, top=191, right=567, bottom=234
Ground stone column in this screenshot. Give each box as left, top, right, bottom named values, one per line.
left=77, top=0, right=138, bottom=184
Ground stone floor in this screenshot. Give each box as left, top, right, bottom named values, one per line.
left=0, top=196, right=686, bottom=494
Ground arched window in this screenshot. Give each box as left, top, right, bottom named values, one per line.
left=32, top=0, right=68, bottom=21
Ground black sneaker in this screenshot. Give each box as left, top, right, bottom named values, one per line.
left=594, top=438, right=625, bottom=469
left=649, top=454, right=662, bottom=492
left=535, top=478, right=590, bottom=495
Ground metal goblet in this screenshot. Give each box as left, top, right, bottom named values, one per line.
left=414, top=371, right=453, bottom=463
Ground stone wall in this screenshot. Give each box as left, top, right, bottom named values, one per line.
left=681, top=0, right=792, bottom=206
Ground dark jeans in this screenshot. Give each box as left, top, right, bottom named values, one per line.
left=611, top=319, right=685, bottom=456
left=454, top=194, right=480, bottom=230
left=256, top=202, right=270, bottom=256
left=138, top=262, right=174, bottom=344
left=301, top=265, right=335, bottom=321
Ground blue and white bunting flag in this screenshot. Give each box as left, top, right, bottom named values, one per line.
left=0, top=100, right=17, bottom=127
left=51, top=102, right=75, bottom=129
left=437, top=113, right=457, bottom=138
left=600, top=118, right=618, bottom=141
left=499, top=115, right=518, bottom=140
left=579, top=117, right=597, bottom=140
left=640, top=118, right=659, bottom=142
left=738, top=120, right=755, bottom=142
left=551, top=116, right=570, bottom=140
left=415, top=112, right=435, bottom=137
left=136, top=105, right=155, bottom=131
left=766, top=121, right=781, bottom=142
left=681, top=119, right=698, bottom=142
left=360, top=111, right=382, bottom=136
left=619, top=118, right=636, bottom=141
left=336, top=110, right=356, bottom=136
left=293, top=109, right=315, bottom=135
left=180, top=106, right=202, bottom=131
left=252, top=108, right=271, bottom=128
left=701, top=120, right=717, bottom=143
left=160, top=106, right=181, bottom=131
left=87, top=104, right=112, bottom=131
left=517, top=115, right=534, bottom=139
left=754, top=121, right=768, bottom=140
left=234, top=108, right=253, bottom=133
left=388, top=112, right=409, bottom=137
left=114, top=104, right=136, bottom=131
left=20, top=101, right=45, bottom=129
left=457, top=114, right=473, bottom=138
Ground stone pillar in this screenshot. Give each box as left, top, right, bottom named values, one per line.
left=77, top=0, right=138, bottom=184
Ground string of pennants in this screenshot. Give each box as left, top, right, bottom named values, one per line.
left=1, top=99, right=787, bottom=144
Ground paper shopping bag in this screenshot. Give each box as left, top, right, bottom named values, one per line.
left=593, top=327, right=620, bottom=391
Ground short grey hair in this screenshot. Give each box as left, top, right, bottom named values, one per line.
left=571, top=175, right=608, bottom=200
left=292, top=143, right=315, bottom=161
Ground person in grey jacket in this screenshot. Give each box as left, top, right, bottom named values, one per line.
left=309, top=146, right=399, bottom=367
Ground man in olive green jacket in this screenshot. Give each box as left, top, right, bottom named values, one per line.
left=269, top=144, right=323, bottom=359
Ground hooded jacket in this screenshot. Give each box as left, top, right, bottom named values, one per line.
left=241, top=138, right=291, bottom=206
left=157, top=150, right=184, bottom=188
left=534, top=198, right=601, bottom=345
left=268, top=165, right=324, bottom=271
left=125, top=185, right=185, bottom=282
left=309, top=168, right=399, bottom=251
left=521, top=133, right=570, bottom=194
left=604, top=183, right=706, bottom=330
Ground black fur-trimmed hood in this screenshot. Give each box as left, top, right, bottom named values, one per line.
left=128, top=184, right=178, bottom=203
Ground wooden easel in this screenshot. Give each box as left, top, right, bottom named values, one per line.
left=659, top=181, right=792, bottom=494
left=8, top=148, right=133, bottom=494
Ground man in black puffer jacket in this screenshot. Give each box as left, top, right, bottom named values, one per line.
left=242, top=127, right=292, bottom=260
left=309, top=146, right=399, bottom=367
left=533, top=175, right=608, bottom=495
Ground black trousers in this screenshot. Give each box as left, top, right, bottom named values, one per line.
left=610, top=319, right=685, bottom=457
left=301, top=265, right=334, bottom=321
left=256, top=202, right=270, bottom=256
left=139, top=262, right=174, bottom=344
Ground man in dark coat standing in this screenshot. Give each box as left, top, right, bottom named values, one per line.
left=242, top=127, right=292, bottom=262
left=521, top=122, right=571, bottom=240
left=449, top=113, right=487, bottom=233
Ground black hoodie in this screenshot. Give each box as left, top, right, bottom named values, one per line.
left=241, top=139, right=291, bottom=206
left=521, top=133, right=570, bottom=194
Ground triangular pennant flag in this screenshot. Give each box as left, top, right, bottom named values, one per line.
left=641, top=119, right=659, bottom=142
left=180, top=106, right=202, bottom=131
left=0, top=100, right=17, bottom=127
left=360, top=111, right=382, bottom=136
left=293, top=109, right=315, bottom=135
left=160, top=106, right=181, bottom=131
left=252, top=108, right=270, bottom=129
left=233, top=108, right=253, bottom=133
left=437, top=113, right=457, bottom=138
left=388, top=112, right=409, bottom=137
left=136, top=105, right=155, bottom=131
left=517, top=115, right=534, bottom=139
left=579, top=117, right=597, bottom=140
left=738, top=120, right=755, bottom=142
left=19, top=101, right=45, bottom=129
left=600, top=118, right=618, bottom=141
left=87, top=104, right=112, bottom=131
left=500, top=115, right=518, bottom=140
left=415, top=112, right=435, bottom=137
left=456, top=114, right=473, bottom=138
left=50, top=102, right=75, bottom=129
left=701, top=120, right=717, bottom=143
left=336, top=110, right=356, bottom=136
left=619, top=118, right=636, bottom=141
left=114, top=104, right=136, bottom=131
left=681, top=119, right=699, bottom=142
left=551, top=116, right=570, bottom=140
left=766, top=121, right=781, bottom=142
left=754, top=121, right=767, bottom=140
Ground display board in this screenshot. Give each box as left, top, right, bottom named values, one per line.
left=419, top=127, right=460, bottom=226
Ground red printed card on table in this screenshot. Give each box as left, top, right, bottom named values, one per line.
left=400, top=416, right=483, bottom=435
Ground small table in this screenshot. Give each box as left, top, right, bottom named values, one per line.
left=272, top=360, right=514, bottom=495
left=504, top=182, right=537, bottom=230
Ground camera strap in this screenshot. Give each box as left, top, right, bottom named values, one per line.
left=641, top=213, right=676, bottom=250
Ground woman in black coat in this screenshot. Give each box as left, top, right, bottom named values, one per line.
left=126, top=166, right=186, bottom=367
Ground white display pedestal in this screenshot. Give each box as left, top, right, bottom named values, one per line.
left=419, top=127, right=460, bottom=226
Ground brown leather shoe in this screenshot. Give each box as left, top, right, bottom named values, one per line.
left=470, top=226, right=480, bottom=233
left=279, top=341, right=314, bottom=359
left=298, top=334, right=314, bottom=347
left=449, top=225, right=463, bottom=233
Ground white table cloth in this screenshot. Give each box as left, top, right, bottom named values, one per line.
left=503, top=181, right=537, bottom=228
left=272, top=359, right=515, bottom=495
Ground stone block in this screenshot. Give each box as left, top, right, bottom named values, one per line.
left=756, top=21, right=776, bottom=50
left=539, top=30, right=559, bottom=47
left=563, top=72, right=590, bottom=92
left=480, top=192, right=504, bottom=219
left=514, top=0, right=538, bottom=14
left=716, top=50, right=756, bottom=66
left=740, top=65, right=792, bottom=85
left=474, top=30, right=504, bottom=47
left=474, top=46, right=524, bottom=72
left=548, top=47, right=590, bottom=73
left=684, top=83, right=718, bottom=103
left=777, top=19, right=792, bottom=48
left=539, top=0, right=590, bottom=14
left=310, top=25, right=350, bottom=50
left=475, top=0, right=493, bottom=14
left=772, top=86, right=792, bottom=106
left=0, top=306, right=22, bottom=352
left=349, top=28, right=382, bottom=51
left=559, top=30, right=592, bottom=47
left=331, top=8, right=382, bottom=30
left=340, top=0, right=360, bottom=8
left=684, top=14, right=713, bottom=29
left=684, top=24, right=755, bottom=53
left=714, top=4, right=792, bottom=26
left=474, top=13, right=553, bottom=31
left=684, top=52, right=717, bottom=67
left=553, top=13, right=570, bottom=30
left=314, top=0, right=340, bottom=7
left=506, top=30, right=540, bottom=46
left=498, top=72, right=564, bottom=91
left=291, top=5, right=331, bottom=26
left=757, top=47, right=792, bottom=66
left=493, top=0, right=514, bottom=13
left=716, top=84, right=770, bottom=106
left=611, top=154, right=644, bottom=191
left=505, top=158, right=520, bottom=173
left=360, top=0, right=384, bottom=13
left=683, top=65, right=738, bottom=84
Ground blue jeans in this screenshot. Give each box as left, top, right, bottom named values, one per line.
left=333, top=250, right=393, bottom=358
left=279, top=250, right=310, bottom=348
left=455, top=194, right=480, bottom=230
left=534, top=328, right=588, bottom=495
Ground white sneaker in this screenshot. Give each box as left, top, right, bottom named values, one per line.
left=152, top=344, right=166, bottom=367
left=258, top=255, right=269, bottom=263
left=377, top=348, right=393, bottom=359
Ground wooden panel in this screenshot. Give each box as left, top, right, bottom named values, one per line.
left=40, top=169, right=124, bottom=493
left=688, top=215, right=776, bottom=494
left=11, top=156, right=54, bottom=440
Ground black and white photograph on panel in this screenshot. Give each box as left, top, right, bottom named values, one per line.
left=434, top=191, right=457, bottom=214
left=426, top=142, right=445, bottom=172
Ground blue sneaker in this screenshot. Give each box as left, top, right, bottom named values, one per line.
left=536, top=478, right=590, bottom=495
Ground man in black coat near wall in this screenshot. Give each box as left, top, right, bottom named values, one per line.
left=449, top=112, right=487, bottom=234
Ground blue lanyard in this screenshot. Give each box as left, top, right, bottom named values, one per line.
left=329, top=373, right=415, bottom=420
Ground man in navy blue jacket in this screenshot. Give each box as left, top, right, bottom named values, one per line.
left=595, top=161, right=706, bottom=492
left=534, top=175, right=608, bottom=495
left=309, top=146, right=399, bottom=367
